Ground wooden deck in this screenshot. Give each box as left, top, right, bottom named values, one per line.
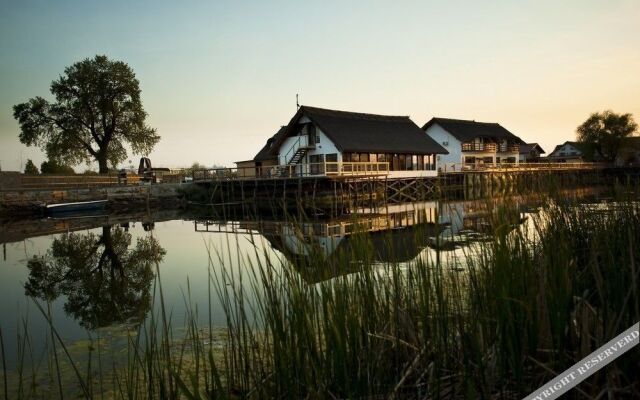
left=192, top=162, right=390, bottom=182
left=438, top=162, right=607, bottom=174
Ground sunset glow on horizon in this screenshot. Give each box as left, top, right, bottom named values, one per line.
left=1, top=0, right=639, bottom=171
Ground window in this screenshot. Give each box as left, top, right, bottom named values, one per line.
left=369, top=154, right=377, bottom=163
left=309, top=154, right=324, bottom=175
left=417, top=155, right=424, bottom=170
left=412, top=155, right=418, bottom=170
left=405, top=155, right=413, bottom=170
left=326, top=153, right=338, bottom=173
left=399, top=155, right=406, bottom=171
left=392, top=154, right=400, bottom=170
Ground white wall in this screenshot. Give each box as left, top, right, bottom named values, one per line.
left=388, top=170, right=438, bottom=178
left=549, top=143, right=581, bottom=158
left=424, top=124, right=461, bottom=170
left=278, top=123, right=341, bottom=167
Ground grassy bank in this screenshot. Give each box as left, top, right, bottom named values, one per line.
left=1, top=190, right=639, bottom=399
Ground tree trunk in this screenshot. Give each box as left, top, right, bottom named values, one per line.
left=97, top=154, right=109, bottom=174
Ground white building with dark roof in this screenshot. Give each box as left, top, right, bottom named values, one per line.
left=519, top=143, right=546, bottom=162
left=422, top=118, right=526, bottom=171
left=241, top=106, right=448, bottom=178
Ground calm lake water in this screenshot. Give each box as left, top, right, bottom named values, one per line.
left=0, top=188, right=609, bottom=369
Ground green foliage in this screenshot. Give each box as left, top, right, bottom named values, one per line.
left=4, top=190, right=639, bottom=398
left=23, top=159, right=39, bottom=175
left=13, top=55, right=159, bottom=173
left=25, top=226, right=165, bottom=329
left=577, top=110, right=638, bottom=162
left=40, top=160, right=75, bottom=175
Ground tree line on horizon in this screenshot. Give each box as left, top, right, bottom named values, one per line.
left=11, top=55, right=640, bottom=175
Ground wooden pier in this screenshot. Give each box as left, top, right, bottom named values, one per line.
left=188, top=162, right=633, bottom=216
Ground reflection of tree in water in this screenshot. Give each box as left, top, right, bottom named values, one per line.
left=25, top=226, right=166, bottom=329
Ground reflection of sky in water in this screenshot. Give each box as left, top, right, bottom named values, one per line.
left=0, top=188, right=606, bottom=368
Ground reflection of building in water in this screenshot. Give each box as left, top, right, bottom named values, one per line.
left=196, top=201, right=439, bottom=256
left=432, top=199, right=527, bottom=250
left=196, top=202, right=444, bottom=282
left=196, top=198, right=530, bottom=283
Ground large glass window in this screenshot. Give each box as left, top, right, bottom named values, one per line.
left=309, top=154, right=324, bottom=175
left=417, top=155, right=424, bottom=170
left=326, top=153, right=338, bottom=173
left=405, top=154, right=413, bottom=170
left=399, top=155, right=406, bottom=171
left=392, top=154, right=400, bottom=170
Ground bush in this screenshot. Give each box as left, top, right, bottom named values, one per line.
left=40, top=160, right=75, bottom=175
left=24, top=159, right=39, bottom=175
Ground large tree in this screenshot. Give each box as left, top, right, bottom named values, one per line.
left=13, top=55, right=159, bottom=173
left=576, top=110, right=637, bottom=162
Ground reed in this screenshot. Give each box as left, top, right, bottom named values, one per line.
left=0, top=188, right=638, bottom=399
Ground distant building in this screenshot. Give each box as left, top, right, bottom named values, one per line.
left=519, top=143, right=546, bottom=162
left=422, top=118, right=525, bottom=171
left=238, top=106, right=448, bottom=178
left=546, top=141, right=593, bottom=163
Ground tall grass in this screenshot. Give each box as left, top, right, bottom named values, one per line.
left=1, top=189, right=639, bottom=399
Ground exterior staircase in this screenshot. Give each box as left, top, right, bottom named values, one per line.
left=280, top=134, right=314, bottom=177
left=287, top=147, right=308, bottom=165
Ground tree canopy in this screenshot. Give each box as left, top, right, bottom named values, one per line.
left=576, top=110, right=638, bottom=162
left=13, top=55, right=159, bottom=173
left=24, top=159, right=39, bottom=175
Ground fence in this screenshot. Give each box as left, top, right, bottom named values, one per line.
left=438, top=162, right=608, bottom=174
left=192, top=162, right=390, bottom=182
left=11, top=170, right=191, bottom=190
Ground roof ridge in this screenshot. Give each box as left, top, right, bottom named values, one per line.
left=433, top=117, right=500, bottom=125
left=301, top=105, right=410, bottom=120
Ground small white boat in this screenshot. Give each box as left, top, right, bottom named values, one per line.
left=46, top=200, right=108, bottom=215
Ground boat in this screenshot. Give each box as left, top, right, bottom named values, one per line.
left=45, top=200, right=108, bottom=216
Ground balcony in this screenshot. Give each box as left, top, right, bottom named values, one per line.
left=461, top=142, right=497, bottom=152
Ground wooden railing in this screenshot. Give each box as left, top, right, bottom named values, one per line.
left=461, top=142, right=498, bottom=152
left=193, top=162, right=390, bottom=182
left=14, top=170, right=192, bottom=190
left=438, top=162, right=608, bottom=173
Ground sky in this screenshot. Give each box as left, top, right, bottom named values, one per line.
left=1, top=0, right=639, bottom=171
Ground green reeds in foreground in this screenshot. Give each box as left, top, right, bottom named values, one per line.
left=1, top=191, right=639, bottom=399
left=205, top=194, right=639, bottom=399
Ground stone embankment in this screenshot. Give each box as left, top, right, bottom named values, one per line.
left=0, top=183, right=188, bottom=216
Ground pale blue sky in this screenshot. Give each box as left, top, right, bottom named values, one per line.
left=1, top=0, right=639, bottom=171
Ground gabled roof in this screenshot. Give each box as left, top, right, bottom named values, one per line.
left=519, top=143, right=546, bottom=155
left=253, top=126, right=286, bottom=162
left=548, top=141, right=586, bottom=157
left=267, top=106, right=448, bottom=156
left=422, top=117, right=526, bottom=144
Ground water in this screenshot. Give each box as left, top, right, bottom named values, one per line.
left=0, top=188, right=608, bottom=370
